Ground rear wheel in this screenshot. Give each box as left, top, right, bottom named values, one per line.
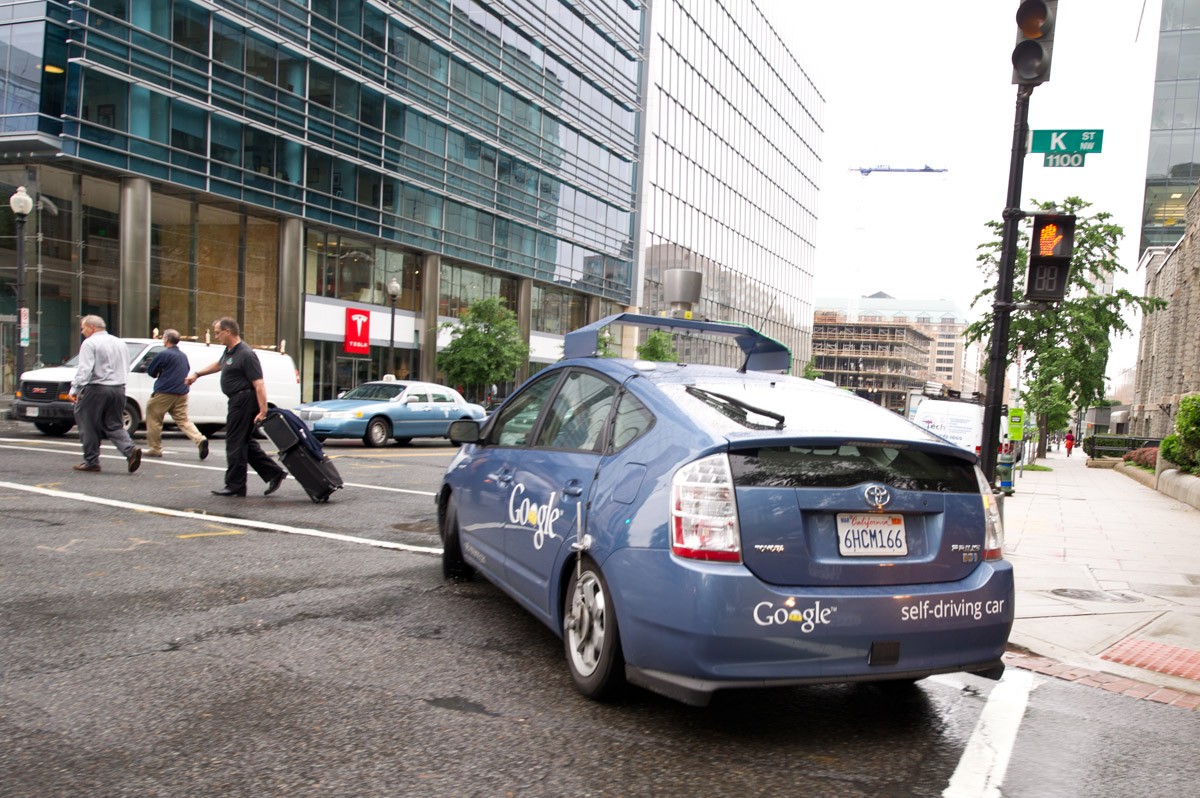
left=363, top=417, right=391, bottom=447
left=441, top=496, right=474, bottom=580
left=34, top=421, right=73, bottom=436
left=563, top=558, right=625, bottom=701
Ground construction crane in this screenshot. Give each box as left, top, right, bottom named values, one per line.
left=852, top=165, right=948, bottom=176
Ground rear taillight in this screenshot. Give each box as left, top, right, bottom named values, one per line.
left=670, top=453, right=741, bottom=562
left=975, top=467, right=1005, bottom=561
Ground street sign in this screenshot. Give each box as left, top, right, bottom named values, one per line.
left=1007, top=408, right=1025, bottom=441
left=1044, top=152, right=1086, bottom=167
left=1030, top=129, right=1103, bottom=153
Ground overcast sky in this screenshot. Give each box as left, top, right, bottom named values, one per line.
left=766, top=0, right=1162, bottom=379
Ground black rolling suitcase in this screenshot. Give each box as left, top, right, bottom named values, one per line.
left=259, top=408, right=344, bottom=503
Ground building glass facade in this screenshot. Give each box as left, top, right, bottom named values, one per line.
left=1143, top=0, right=1200, bottom=253
left=637, top=0, right=821, bottom=366
left=1, top=0, right=643, bottom=399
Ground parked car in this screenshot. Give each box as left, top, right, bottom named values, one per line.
left=436, top=313, right=1013, bottom=706
left=298, top=378, right=486, bottom=446
left=13, top=339, right=300, bottom=436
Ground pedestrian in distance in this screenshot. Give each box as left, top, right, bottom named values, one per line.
left=68, top=315, right=142, bottom=474
left=1065, top=431, right=1075, bottom=457
left=144, top=328, right=210, bottom=460
left=185, top=317, right=286, bottom=497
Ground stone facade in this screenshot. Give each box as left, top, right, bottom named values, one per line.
left=1130, top=187, right=1200, bottom=437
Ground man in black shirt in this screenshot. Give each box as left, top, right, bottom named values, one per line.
left=186, top=317, right=286, bottom=497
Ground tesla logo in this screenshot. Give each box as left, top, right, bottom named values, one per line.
left=343, top=307, right=371, bottom=354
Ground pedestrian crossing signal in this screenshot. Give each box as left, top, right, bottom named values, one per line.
left=1024, top=213, right=1075, bottom=303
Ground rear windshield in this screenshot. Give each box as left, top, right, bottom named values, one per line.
left=729, top=444, right=979, bottom=493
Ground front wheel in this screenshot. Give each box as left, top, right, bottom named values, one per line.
left=34, top=421, right=73, bottom=436
left=363, top=417, right=391, bottom=447
left=563, top=559, right=625, bottom=701
left=122, top=402, right=141, bottom=435
left=441, top=496, right=474, bottom=580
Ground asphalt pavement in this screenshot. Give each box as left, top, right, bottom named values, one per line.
left=1003, top=446, right=1200, bottom=709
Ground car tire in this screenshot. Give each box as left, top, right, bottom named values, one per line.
left=196, top=424, right=223, bottom=437
left=394, top=436, right=412, bottom=445
left=363, top=417, right=391, bottom=447
left=122, top=402, right=141, bottom=435
left=563, top=558, right=625, bottom=701
left=441, top=496, right=474, bottom=581
left=34, top=421, right=73, bottom=436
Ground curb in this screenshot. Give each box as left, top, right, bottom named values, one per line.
left=1003, top=649, right=1200, bottom=711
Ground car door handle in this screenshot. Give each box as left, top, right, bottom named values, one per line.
left=563, top=481, right=584, bottom=497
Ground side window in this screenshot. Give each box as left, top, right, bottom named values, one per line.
left=431, top=391, right=454, bottom=403
left=609, top=391, right=654, bottom=452
left=536, top=371, right=617, bottom=452
left=132, top=346, right=162, bottom=372
left=406, top=390, right=429, bottom=403
left=491, top=372, right=560, bottom=447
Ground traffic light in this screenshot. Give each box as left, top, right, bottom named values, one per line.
left=1012, top=0, right=1056, bottom=85
left=1024, top=213, right=1075, bottom=302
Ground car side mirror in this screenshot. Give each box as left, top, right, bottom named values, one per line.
left=448, top=419, right=482, bottom=445
left=337, top=391, right=346, bottom=399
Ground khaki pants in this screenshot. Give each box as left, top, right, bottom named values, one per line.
left=146, top=392, right=206, bottom=455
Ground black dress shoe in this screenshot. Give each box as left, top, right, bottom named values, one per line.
left=211, top=488, right=246, bottom=497
left=198, top=438, right=210, bottom=460
left=264, top=473, right=286, bottom=496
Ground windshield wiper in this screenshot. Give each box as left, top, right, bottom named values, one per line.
left=685, top=386, right=785, bottom=430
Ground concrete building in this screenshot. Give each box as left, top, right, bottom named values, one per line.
left=814, top=294, right=982, bottom=400
left=1, top=1, right=823, bottom=401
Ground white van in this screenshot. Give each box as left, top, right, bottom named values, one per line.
left=913, top=398, right=985, bottom=455
left=12, top=339, right=300, bottom=436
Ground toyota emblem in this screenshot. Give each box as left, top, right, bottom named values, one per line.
left=864, top=485, right=891, bottom=510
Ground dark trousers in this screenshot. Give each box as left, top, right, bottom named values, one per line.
left=74, top=384, right=136, bottom=466
left=224, top=392, right=284, bottom=491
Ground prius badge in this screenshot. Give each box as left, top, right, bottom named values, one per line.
left=864, top=485, right=891, bottom=510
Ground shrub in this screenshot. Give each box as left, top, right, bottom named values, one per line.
left=1123, top=447, right=1157, bottom=469
left=1160, top=434, right=1196, bottom=473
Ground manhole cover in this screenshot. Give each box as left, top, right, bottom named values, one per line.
left=1049, top=588, right=1142, bottom=603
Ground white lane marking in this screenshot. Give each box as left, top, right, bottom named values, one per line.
left=942, top=669, right=1037, bottom=798
left=0, top=442, right=436, bottom=497
left=0, top=481, right=442, bottom=555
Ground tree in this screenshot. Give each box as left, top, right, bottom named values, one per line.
left=802, top=357, right=822, bottom=380
left=437, top=297, right=529, bottom=402
left=636, top=329, right=678, bottom=362
left=966, top=197, right=1166, bottom=457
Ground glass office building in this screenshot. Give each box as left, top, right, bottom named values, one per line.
left=1144, top=0, right=1200, bottom=253
left=637, top=0, right=820, bottom=366
left=1, top=0, right=821, bottom=400
left=0, top=0, right=640, bottom=398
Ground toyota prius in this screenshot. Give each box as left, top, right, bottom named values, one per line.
left=436, top=314, right=1013, bottom=706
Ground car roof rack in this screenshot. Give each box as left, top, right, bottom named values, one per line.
left=562, top=312, right=791, bottom=374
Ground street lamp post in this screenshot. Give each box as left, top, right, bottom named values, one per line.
left=8, top=186, right=34, bottom=392
left=386, top=276, right=401, bottom=378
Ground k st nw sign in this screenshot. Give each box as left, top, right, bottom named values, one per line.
left=1031, top=129, right=1103, bottom=168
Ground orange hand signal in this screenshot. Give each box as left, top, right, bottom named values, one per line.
left=1037, top=223, right=1063, bottom=256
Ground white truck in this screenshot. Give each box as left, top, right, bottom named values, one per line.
left=12, top=339, right=300, bottom=436
left=912, top=397, right=986, bottom=455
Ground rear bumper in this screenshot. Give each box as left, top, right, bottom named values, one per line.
left=602, top=549, right=1014, bottom=704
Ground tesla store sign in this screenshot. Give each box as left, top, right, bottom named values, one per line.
left=344, top=307, right=370, bottom=354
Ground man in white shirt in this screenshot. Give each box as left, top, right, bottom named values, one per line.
left=68, top=315, right=142, bottom=473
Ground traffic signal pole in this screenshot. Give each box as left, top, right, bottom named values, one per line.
left=980, top=84, right=1033, bottom=485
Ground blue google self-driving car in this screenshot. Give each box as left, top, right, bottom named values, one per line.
left=436, top=314, right=1013, bottom=706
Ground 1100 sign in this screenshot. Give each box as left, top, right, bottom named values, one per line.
left=1044, top=153, right=1086, bottom=168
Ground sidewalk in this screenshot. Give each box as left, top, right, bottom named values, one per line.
left=1003, top=446, right=1200, bottom=708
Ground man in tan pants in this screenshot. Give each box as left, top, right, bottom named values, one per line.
left=144, top=329, right=209, bottom=459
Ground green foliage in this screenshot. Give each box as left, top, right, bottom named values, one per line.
left=636, top=329, right=678, bottom=362
left=436, top=297, right=530, bottom=402
left=595, top=328, right=619, bottom=358
left=1123, top=447, right=1158, bottom=470
left=1160, top=393, right=1200, bottom=473
left=802, top=357, right=822, bottom=380
left=967, top=197, right=1167, bottom=432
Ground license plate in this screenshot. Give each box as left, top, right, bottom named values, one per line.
left=25, top=407, right=38, bottom=417
left=836, top=513, right=908, bottom=556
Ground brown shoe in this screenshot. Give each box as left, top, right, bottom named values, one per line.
left=127, top=447, right=142, bottom=473
left=73, top=463, right=101, bottom=472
